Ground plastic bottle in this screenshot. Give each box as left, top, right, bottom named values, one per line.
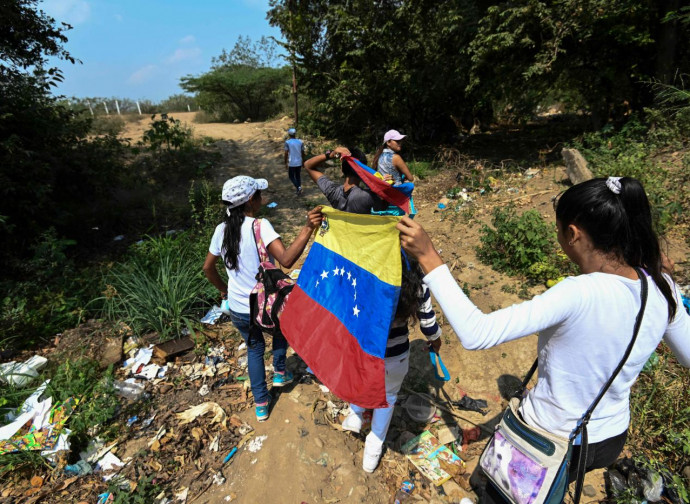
left=113, top=380, right=145, bottom=400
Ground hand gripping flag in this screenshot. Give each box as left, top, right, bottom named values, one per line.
left=342, top=156, right=414, bottom=214
left=281, top=207, right=401, bottom=408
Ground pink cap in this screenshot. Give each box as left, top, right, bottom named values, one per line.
left=383, top=129, right=406, bottom=144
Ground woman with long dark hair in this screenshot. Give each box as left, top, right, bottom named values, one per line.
left=397, top=177, right=690, bottom=501
left=371, top=130, right=414, bottom=185
left=203, top=176, right=322, bottom=422
left=340, top=254, right=442, bottom=473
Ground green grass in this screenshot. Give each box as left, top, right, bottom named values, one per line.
left=102, top=233, right=214, bottom=340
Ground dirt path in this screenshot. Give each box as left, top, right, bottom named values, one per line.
left=116, top=113, right=687, bottom=503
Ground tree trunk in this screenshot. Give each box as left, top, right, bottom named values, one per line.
left=656, top=0, right=680, bottom=84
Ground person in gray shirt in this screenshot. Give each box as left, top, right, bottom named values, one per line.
left=304, top=146, right=387, bottom=214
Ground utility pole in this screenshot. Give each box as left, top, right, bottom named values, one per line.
left=289, top=0, right=298, bottom=127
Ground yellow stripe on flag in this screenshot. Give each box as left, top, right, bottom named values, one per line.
left=316, top=207, right=401, bottom=287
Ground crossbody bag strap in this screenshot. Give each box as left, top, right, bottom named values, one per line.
left=571, top=267, right=649, bottom=504
left=252, top=218, right=270, bottom=263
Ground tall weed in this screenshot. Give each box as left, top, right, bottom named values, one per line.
left=102, top=233, right=211, bottom=340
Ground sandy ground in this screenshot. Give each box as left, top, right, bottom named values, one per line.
left=110, top=113, right=688, bottom=504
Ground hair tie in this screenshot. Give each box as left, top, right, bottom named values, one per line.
left=606, top=176, right=622, bottom=195
left=226, top=206, right=232, bottom=217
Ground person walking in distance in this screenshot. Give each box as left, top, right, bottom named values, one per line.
left=284, top=128, right=305, bottom=195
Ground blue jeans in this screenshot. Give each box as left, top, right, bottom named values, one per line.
left=229, top=310, right=287, bottom=405
left=288, top=165, right=302, bottom=190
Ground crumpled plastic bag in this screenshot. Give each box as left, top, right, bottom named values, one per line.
left=454, top=395, right=489, bottom=415
left=175, top=402, right=227, bottom=428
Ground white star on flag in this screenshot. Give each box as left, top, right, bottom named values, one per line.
left=315, top=280, right=319, bottom=288
left=353, top=305, right=360, bottom=317
left=347, top=271, right=351, bottom=280
left=339, top=267, right=345, bottom=276
left=352, top=278, right=357, bottom=288
left=320, top=270, right=328, bottom=280
left=332, top=267, right=339, bottom=275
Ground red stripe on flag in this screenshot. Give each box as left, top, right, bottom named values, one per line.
left=281, top=286, right=388, bottom=409
left=343, top=157, right=411, bottom=214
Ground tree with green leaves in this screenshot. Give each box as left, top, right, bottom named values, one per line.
left=180, top=36, right=291, bottom=122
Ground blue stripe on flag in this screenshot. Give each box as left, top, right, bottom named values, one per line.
left=297, top=242, right=399, bottom=359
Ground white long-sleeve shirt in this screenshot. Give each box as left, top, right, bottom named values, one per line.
left=424, top=265, right=690, bottom=442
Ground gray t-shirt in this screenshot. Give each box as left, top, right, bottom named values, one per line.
left=317, top=175, right=387, bottom=214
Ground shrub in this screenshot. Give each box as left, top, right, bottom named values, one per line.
left=628, top=343, right=690, bottom=497
left=90, top=115, right=125, bottom=136
left=102, top=233, right=213, bottom=340
left=477, top=206, right=576, bottom=283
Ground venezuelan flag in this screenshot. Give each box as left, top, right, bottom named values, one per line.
left=281, top=207, right=401, bottom=408
left=342, top=156, right=414, bottom=214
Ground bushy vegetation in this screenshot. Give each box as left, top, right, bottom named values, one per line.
left=476, top=205, right=576, bottom=284
left=573, top=110, right=690, bottom=234
left=629, top=343, right=690, bottom=498
left=102, top=232, right=216, bottom=340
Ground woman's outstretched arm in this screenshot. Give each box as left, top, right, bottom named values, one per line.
left=267, top=206, right=323, bottom=268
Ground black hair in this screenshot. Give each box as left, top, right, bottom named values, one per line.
left=220, top=191, right=260, bottom=271
left=341, top=146, right=368, bottom=178
left=371, top=144, right=385, bottom=172
left=395, top=255, right=425, bottom=322
left=555, top=177, right=677, bottom=321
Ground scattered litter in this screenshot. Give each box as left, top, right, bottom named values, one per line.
left=437, top=203, right=447, bottom=210
left=201, top=305, right=225, bottom=325
left=209, top=435, right=220, bottom=452
left=524, top=168, right=540, bottom=178
left=237, top=355, right=248, bottom=369
left=142, top=414, right=156, bottom=428
left=213, top=472, right=226, bottom=486
left=453, top=395, right=488, bottom=415
left=175, top=487, right=189, bottom=503
left=247, top=435, right=268, bottom=453
left=64, top=460, right=92, bottom=476
left=251, top=458, right=257, bottom=464
left=643, top=351, right=660, bottom=373
left=318, top=384, right=330, bottom=394
left=176, top=402, right=227, bottom=428
left=80, top=438, right=118, bottom=464
left=507, top=187, right=519, bottom=194
left=266, top=202, right=278, bottom=208
left=0, top=355, right=48, bottom=387
left=402, top=430, right=465, bottom=486
left=113, top=380, right=145, bottom=401
left=123, top=337, right=139, bottom=356
left=123, top=346, right=153, bottom=373
left=148, top=426, right=167, bottom=447
left=198, top=384, right=210, bottom=396
left=238, top=423, right=254, bottom=435
left=237, top=342, right=247, bottom=352
left=434, top=423, right=460, bottom=445
left=97, top=452, right=124, bottom=480
left=403, top=394, right=436, bottom=423
left=461, top=426, right=481, bottom=451
left=0, top=392, right=78, bottom=456
left=113, top=235, right=125, bottom=241
left=97, top=492, right=114, bottom=504
left=127, top=416, right=138, bottom=427
left=134, top=363, right=160, bottom=380
left=223, top=447, right=238, bottom=464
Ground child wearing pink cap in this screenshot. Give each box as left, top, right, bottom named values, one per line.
left=372, top=130, right=414, bottom=186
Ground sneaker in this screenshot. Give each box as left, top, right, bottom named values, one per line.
left=341, top=412, right=362, bottom=434
left=272, top=370, right=294, bottom=387
left=297, top=186, right=303, bottom=196
left=255, top=400, right=270, bottom=422
left=362, top=443, right=382, bottom=473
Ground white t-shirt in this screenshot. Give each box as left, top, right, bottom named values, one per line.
left=424, top=265, right=690, bottom=442
left=209, top=217, right=280, bottom=314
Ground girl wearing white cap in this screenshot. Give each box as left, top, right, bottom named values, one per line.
left=203, top=175, right=322, bottom=422
left=372, top=129, right=414, bottom=186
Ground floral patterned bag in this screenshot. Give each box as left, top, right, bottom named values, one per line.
left=249, top=219, right=295, bottom=335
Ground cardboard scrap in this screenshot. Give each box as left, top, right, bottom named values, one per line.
left=402, top=430, right=465, bottom=486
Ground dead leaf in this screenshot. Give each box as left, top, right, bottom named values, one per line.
left=30, top=476, right=44, bottom=488
left=151, top=439, right=161, bottom=452
left=55, top=476, right=78, bottom=491
left=191, top=427, right=203, bottom=442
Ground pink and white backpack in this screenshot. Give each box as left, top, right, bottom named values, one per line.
left=249, top=219, right=295, bottom=335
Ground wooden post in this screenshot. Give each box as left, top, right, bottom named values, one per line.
left=103, top=102, right=109, bottom=115
left=87, top=100, right=94, bottom=116
left=187, top=104, right=191, bottom=112
left=136, top=101, right=142, bottom=115
left=115, top=100, right=121, bottom=115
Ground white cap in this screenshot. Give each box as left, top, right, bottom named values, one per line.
left=383, top=129, right=406, bottom=143
left=222, top=176, right=268, bottom=209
